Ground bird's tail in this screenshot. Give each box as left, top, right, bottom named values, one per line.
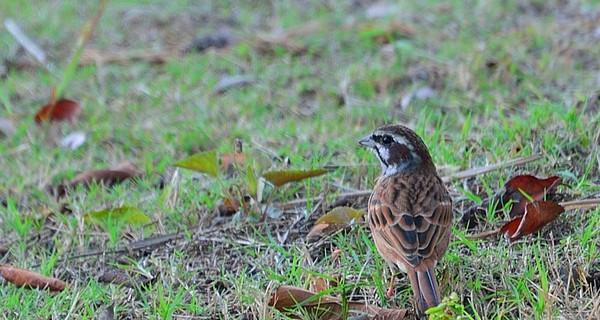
left=406, top=267, right=441, bottom=315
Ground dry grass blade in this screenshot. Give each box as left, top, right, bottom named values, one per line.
left=53, top=0, right=108, bottom=100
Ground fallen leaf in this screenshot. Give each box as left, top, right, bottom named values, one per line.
left=268, top=285, right=408, bottom=319
left=97, top=268, right=153, bottom=288
left=308, top=207, right=365, bottom=239
left=311, top=276, right=330, bottom=293
left=0, top=265, right=66, bottom=291
left=34, top=98, right=81, bottom=123
left=84, top=206, right=151, bottom=226
left=174, top=150, right=219, bottom=177
left=503, top=175, right=560, bottom=218
left=315, top=207, right=365, bottom=225
left=262, top=168, right=328, bottom=187
left=60, top=131, right=87, bottom=150
left=268, top=285, right=345, bottom=320
left=500, top=200, right=565, bottom=241
left=55, top=162, right=141, bottom=198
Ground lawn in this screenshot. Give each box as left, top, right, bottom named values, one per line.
left=0, top=1, right=599, bottom=319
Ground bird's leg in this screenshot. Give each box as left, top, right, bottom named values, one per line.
left=385, top=262, right=397, bottom=299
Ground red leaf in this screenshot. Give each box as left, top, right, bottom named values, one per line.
left=504, top=175, right=561, bottom=218
left=34, top=98, right=81, bottom=123
left=0, top=265, right=66, bottom=291
left=500, top=200, right=565, bottom=241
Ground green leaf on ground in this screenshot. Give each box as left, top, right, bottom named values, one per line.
left=174, top=150, right=219, bottom=177
left=84, top=206, right=151, bottom=226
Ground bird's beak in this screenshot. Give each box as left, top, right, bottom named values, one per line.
left=358, top=134, right=375, bottom=148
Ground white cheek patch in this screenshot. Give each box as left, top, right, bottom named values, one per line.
left=378, top=147, right=390, bottom=161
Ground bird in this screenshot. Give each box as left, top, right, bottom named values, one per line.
left=359, top=124, right=452, bottom=315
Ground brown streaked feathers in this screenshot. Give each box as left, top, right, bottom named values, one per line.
left=360, top=124, right=452, bottom=315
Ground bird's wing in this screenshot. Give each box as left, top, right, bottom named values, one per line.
left=368, top=177, right=452, bottom=271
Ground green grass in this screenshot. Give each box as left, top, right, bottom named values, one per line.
left=1, top=0, right=599, bottom=319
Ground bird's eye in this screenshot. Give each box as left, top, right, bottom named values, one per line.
left=381, top=135, right=393, bottom=145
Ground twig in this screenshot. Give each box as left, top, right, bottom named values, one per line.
left=282, top=154, right=542, bottom=208
left=559, top=198, right=600, bottom=211
left=32, top=232, right=182, bottom=267
left=80, top=49, right=176, bottom=65
left=440, top=154, right=542, bottom=182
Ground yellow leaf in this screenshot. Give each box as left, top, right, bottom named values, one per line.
left=174, top=150, right=218, bottom=177
left=262, top=169, right=327, bottom=187
left=84, top=206, right=151, bottom=226
left=308, top=207, right=365, bottom=239
left=246, top=165, right=258, bottom=197
left=315, top=207, right=365, bottom=225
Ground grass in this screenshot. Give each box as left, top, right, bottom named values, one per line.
left=1, top=0, right=599, bottom=319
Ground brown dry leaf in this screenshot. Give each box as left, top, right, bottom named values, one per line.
left=34, top=98, right=81, bottom=123
left=55, top=162, right=141, bottom=198
left=500, top=200, right=565, bottom=241
left=268, top=285, right=408, bottom=319
left=0, top=265, right=66, bottom=291
left=262, top=169, right=328, bottom=187
left=308, top=207, right=365, bottom=239
left=503, top=175, right=561, bottom=218
left=269, top=285, right=343, bottom=320
left=97, top=268, right=153, bottom=288
left=310, top=276, right=330, bottom=293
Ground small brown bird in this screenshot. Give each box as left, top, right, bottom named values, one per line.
left=359, top=124, right=452, bottom=315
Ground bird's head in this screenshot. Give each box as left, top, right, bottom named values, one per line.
left=359, top=124, right=435, bottom=176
